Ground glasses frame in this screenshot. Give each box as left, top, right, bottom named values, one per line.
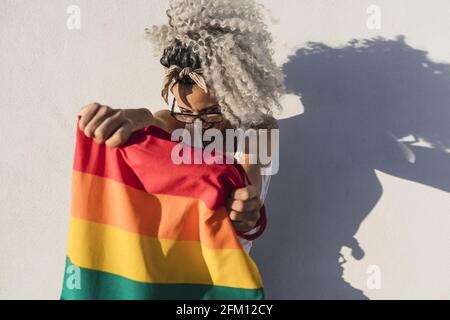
left=170, top=97, right=224, bottom=129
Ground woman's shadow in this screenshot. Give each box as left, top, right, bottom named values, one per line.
left=252, top=35, right=450, bottom=299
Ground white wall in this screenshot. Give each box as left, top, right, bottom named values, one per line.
left=0, top=0, right=449, bottom=299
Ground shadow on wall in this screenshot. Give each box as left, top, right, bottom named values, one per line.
left=252, top=35, right=450, bottom=299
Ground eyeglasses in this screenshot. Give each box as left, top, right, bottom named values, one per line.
left=170, top=97, right=224, bottom=128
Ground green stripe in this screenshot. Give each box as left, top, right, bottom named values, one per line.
left=61, top=257, right=264, bottom=300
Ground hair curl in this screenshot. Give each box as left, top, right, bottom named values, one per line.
left=145, top=0, right=285, bottom=128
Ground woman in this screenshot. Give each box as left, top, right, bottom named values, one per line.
left=77, top=0, right=284, bottom=253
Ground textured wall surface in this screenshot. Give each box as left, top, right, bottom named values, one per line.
left=0, top=0, right=449, bottom=299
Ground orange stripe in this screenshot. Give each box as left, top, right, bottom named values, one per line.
left=71, top=171, right=243, bottom=250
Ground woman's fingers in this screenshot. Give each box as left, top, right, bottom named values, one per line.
left=105, top=122, right=133, bottom=148
left=83, top=105, right=116, bottom=138
left=228, top=207, right=260, bottom=232
left=228, top=209, right=260, bottom=223
left=226, top=195, right=262, bottom=212
left=229, top=185, right=259, bottom=201
left=93, top=110, right=127, bottom=143
left=77, top=103, right=136, bottom=147
left=78, top=102, right=101, bottom=131
left=227, top=185, right=263, bottom=232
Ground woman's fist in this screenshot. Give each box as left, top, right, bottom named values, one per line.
left=226, top=185, right=263, bottom=232
left=77, top=102, right=153, bottom=148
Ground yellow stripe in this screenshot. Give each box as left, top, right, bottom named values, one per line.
left=67, top=217, right=263, bottom=290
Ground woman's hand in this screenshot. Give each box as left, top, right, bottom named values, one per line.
left=226, top=185, right=263, bottom=233
left=77, top=102, right=153, bottom=148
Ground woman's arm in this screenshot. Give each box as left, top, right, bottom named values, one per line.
left=226, top=116, right=278, bottom=233
left=77, top=102, right=173, bottom=147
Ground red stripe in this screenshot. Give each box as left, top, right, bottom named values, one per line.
left=73, top=116, right=246, bottom=210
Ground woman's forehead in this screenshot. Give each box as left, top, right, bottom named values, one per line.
left=171, top=83, right=219, bottom=111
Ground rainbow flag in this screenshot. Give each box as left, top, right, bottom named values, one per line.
left=60, top=116, right=265, bottom=300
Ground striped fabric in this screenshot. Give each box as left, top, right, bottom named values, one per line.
left=60, top=116, right=265, bottom=300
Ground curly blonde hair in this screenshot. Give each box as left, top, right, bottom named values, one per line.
left=144, top=0, right=285, bottom=129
